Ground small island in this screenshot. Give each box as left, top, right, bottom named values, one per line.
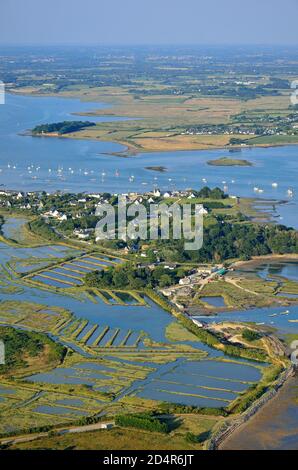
left=145, top=166, right=167, bottom=172
left=207, top=157, right=253, bottom=167
left=31, top=120, right=96, bottom=136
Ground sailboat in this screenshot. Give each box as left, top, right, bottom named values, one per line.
left=280, top=310, right=290, bottom=316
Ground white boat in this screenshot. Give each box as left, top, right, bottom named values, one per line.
left=287, top=189, right=294, bottom=197
left=280, top=310, right=290, bottom=315
left=272, top=182, right=278, bottom=188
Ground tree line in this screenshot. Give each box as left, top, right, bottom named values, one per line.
left=115, top=412, right=168, bottom=433
left=85, top=264, right=189, bottom=289
left=32, top=121, right=95, bottom=135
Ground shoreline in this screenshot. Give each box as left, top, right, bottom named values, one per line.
left=206, top=366, right=295, bottom=450
left=232, top=253, right=298, bottom=270
left=217, top=370, right=297, bottom=450
left=8, top=89, right=298, bottom=156
left=25, top=129, right=298, bottom=157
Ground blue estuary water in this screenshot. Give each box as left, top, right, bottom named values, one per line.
left=0, top=93, right=297, bottom=228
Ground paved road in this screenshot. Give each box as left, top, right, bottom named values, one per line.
left=0, top=421, right=115, bottom=446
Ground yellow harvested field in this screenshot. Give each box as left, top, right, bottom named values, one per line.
left=133, top=134, right=253, bottom=152
left=18, top=85, right=296, bottom=153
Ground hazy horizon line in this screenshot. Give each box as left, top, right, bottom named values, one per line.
left=0, top=42, right=297, bottom=48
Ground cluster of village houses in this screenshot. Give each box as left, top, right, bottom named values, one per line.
left=0, top=188, right=208, bottom=242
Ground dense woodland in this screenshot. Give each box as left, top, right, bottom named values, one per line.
left=84, top=221, right=297, bottom=291
left=32, top=121, right=95, bottom=135
left=85, top=264, right=189, bottom=289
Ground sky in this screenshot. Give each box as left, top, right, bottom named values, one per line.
left=0, top=0, right=297, bottom=46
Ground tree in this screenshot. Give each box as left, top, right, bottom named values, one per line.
left=242, top=329, right=261, bottom=342
left=159, top=274, right=172, bottom=287
left=112, top=270, right=129, bottom=288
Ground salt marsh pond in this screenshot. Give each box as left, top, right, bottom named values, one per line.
left=0, top=218, right=271, bottom=432
left=0, top=218, right=296, bottom=446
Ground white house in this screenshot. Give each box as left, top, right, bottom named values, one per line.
left=192, top=319, right=204, bottom=328
left=198, top=207, right=208, bottom=215
left=73, top=228, right=93, bottom=240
